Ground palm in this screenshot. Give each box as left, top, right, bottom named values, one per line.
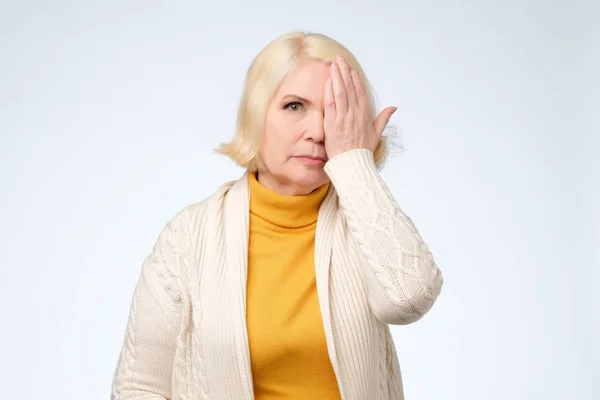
left=322, top=56, right=397, bottom=160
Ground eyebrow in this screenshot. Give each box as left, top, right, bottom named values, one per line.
left=281, top=94, right=313, bottom=105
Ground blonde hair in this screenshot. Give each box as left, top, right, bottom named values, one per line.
left=215, top=31, right=390, bottom=171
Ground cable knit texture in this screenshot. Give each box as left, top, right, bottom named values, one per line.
left=111, top=148, right=443, bottom=400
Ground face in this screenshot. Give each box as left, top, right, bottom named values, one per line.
left=257, top=58, right=331, bottom=196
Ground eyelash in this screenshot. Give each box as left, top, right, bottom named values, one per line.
left=284, top=101, right=303, bottom=111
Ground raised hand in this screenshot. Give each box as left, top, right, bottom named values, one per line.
left=323, top=55, right=397, bottom=160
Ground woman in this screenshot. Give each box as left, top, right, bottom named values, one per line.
left=111, top=31, right=443, bottom=400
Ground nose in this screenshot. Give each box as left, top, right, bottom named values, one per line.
left=305, top=111, right=325, bottom=143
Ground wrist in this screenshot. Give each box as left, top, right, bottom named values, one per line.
left=324, top=148, right=379, bottom=189
left=326, top=146, right=372, bottom=161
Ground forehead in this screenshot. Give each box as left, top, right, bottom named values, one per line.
left=276, top=59, right=331, bottom=97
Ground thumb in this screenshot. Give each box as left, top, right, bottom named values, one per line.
left=373, top=106, right=398, bottom=137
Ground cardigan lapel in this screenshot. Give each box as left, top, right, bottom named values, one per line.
left=314, top=185, right=345, bottom=399
left=221, top=171, right=254, bottom=399
left=211, top=173, right=342, bottom=399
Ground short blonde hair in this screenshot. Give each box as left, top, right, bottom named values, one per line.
left=215, top=31, right=390, bottom=171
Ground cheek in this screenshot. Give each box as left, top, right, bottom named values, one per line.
left=264, top=113, right=303, bottom=157
left=260, top=119, right=286, bottom=169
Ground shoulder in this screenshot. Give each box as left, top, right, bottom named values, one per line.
left=145, top=179, right=235, bottom=283
left=162, top=177, right=239, bottom=244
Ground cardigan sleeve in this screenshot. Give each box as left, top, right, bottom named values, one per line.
left=324, top=148, right=443, bottom=325
left=111, top=210, right=190, bottom=399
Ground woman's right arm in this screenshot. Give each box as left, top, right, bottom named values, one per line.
left=111, top=210, right=190, bottom=400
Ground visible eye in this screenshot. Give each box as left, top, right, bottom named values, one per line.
left=284, top=101, right=303, bottom=112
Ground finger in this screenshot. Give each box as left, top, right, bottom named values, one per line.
left=336, top=56, right=358, bottom=109
left=324, top=78, right=336, bottom=120
left=351, top=69, right=369, bottom=115
left=330, top=62, right=348, bottom=115
left=373, top=106, right=398, bottom=137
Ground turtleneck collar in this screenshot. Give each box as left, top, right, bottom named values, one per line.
left=248, top=171, right=329, bottom=229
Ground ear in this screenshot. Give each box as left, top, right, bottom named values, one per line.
left=373, top=107, right=398, bottom=137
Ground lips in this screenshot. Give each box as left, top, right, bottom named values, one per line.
left=296, top=155, right=327, bottom=162
left=295, top=155, right=327, bottom=166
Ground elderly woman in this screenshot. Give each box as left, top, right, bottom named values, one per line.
left=111, top=31, right=443, bottom=400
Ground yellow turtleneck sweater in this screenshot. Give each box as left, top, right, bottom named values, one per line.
left=246, top=172, right=341, bottom=399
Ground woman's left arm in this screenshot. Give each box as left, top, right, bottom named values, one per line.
left=322, top=57, right=443, bottom=325
left=325, top=148, right=443, bottom=325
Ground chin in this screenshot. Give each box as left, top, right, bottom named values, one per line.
left=290, top=167, right=329, bottom=192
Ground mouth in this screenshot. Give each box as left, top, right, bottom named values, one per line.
left=294, top=155, right=327, bottom=166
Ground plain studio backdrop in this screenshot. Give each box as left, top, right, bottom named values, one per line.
left=0, top=1, right=597, bottom=399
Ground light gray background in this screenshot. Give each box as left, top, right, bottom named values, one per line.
left=1, top=1, right=597, bottom=399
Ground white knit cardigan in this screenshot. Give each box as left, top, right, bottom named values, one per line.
left=111, top=149, right=443, bottom=400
